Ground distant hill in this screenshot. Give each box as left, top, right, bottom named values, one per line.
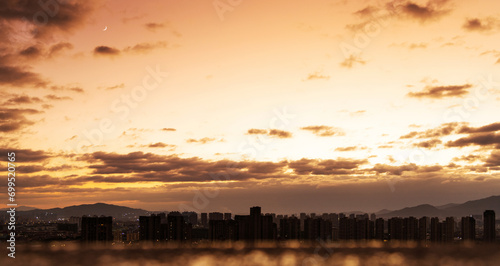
left=378, top=195, right=500, bottom=218
left=17, top=203, right=150, bottom=220
left=0, top=206, right=39, bottom=211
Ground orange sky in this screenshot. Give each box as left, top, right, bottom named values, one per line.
left=1, top=0, right=500, bottom=214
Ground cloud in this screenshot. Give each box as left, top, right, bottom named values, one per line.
left=186, top=137, right=217, bottom=144
left=19, top=46, right=42, bottom=58
left=268, top=129, right=292, bottom=138
left=246, top=129, right=292, bottom=138
left=93, top=42, right=169, bottom=56
left=161, top=128, right=176, bottom=132
left=462, top=17, right=500, bottom=32
left=48, top=42, right=74, bottom=57
left=340, top=54, right=366, bottom=68
left=0, top=107, right=43, bottom=132
left=301, top=125, right=344, bottom=137
left=93, top=46, right=120, bottom=56
left=400, top=122, right=463, bottom=139
left=123, top=42, right=168, bottom=54
left=145, top=22, right=165, bottom=31
left=305, top=72, right=330, bottom=81
left=446, top=133, right=500, bottom=148
left=45, top=94, right=72, bottom=101
left=398, top=0, right=451, bottom=23
left=408, top=84, right=472, bottom=99
left=247, top=129, right=268, bottom=135
left=103, top=83, right=125, bottom=90
left=0, top=66, right=47, bottom=87
left=288, top=158, right=368, bottom=175
left=0, top=148, right=51, bottom=162
left=458, top=122, right=500, bottom=134
left=413, top=138, right=442, bottom=148
left=3, top=95, right=42, bottom=105
left=0, top=0, right=95, bottom=41
left=484, top=151, right=500, bottom=167
left=146, top=142, right=176, bottom=149
left=335, top=146, right=367, bottom=152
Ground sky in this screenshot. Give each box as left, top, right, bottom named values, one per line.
left=1, top=0, right=500, bottom=215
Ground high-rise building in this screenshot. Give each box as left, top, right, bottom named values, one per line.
left=201, top=213, right=208, bottom=227
left=403, top=217, right=419, bottom=240
left=280, top=217, right=300, bottom=240
left=182, top=212, right=198, bottom=225
left=444, top=217, right=454, bottom=242
left=461, top=216, right=475, bottom=241
left=209, top=219, right=237, bottom=241
left=139, top=214, right=163, bottom=241
left=209, top=212, right=224, bottom=221
left=375, top=218, right=385, bottom=240
left=388, top=217, right=403, bottom=240
left=81, top=216, right=113, bottom=242
left=418, top=217, right=428, bottom=241
left=430, top=217, right=440, bottom=242
left=224, top=213, right=232, bottom=220
left=483, top=210, right=496, bottom=242
left=167, top=212, right=191, bottom=241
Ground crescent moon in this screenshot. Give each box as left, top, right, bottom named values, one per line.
left=103, top=26, right=107, bottom=31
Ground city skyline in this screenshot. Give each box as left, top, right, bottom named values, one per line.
left=1, top=0, right=500, bottom=213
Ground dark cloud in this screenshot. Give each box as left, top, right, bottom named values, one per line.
left=93, top=46, right=120, bottom=56
left=413, top=138, right=442, bottom=148
left=161, top=128, right=176, bottom=132
left=301, top=125, right=344, bottom=137
left=0, top=107, right=43, bottom=132
left=289, top=158, right=368, bottom=175
left=400, top=122, right=463, bottom=139
left=399, top=0, right=451, bottom=22
left=4, top=95, right=42, bottom=105
left=458, top=122, right=500, bottom=134
left=369, top=163, right=443, bottom=176
left=0, top=65, right=47, bottom=87
left=408, top=84, right=472, bottom=98
left=462, top=17, right=499, bottom=32
left=19, top=45, right=42, bottom=58
left=0, top=0, right=95, bottom=39
left=146, top=142, right=176, bottom=149
left=0, top=148, right=51, bottom=162
left=484, top=151, right=500, bottom=167
left=446, top=133, right=500, bottom=148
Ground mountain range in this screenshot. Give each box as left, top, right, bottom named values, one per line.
left=10, top=195, right=500, bottom=220
left=376, top=195, right=500, bottom=218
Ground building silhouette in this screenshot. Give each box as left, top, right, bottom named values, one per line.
left=167, top=211, right=192, bottom=241
left=461, top=216, right=475, bottom=241
left=139, top=214, right=163, bottom=241
left=201, top=213, right=208, bottom=227
left=81, top=216, right=113, bottom=242
left=483, top=210, right=496, bottom=242
left=280, top=217, right=300, bottom=240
